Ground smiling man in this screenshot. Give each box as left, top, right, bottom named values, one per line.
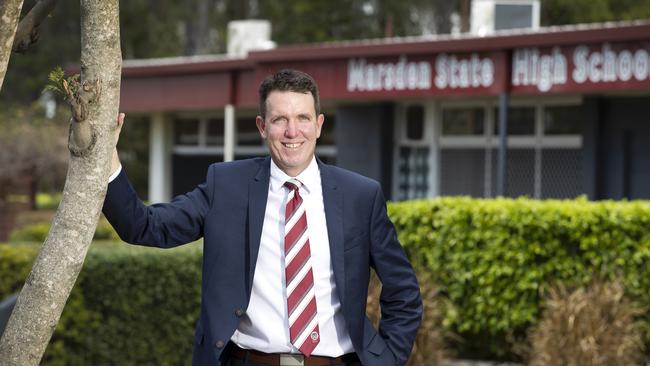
left=103, top=69, right=422, bottom=366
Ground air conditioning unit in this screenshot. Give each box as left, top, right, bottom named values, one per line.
left=471, top=0, right=540, bottom=36
left=227, top=20, right=276, bottom=57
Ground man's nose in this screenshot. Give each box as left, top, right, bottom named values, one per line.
left=285, top=119, right=299, bottom=137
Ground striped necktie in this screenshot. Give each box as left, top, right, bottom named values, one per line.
left=284, top=179, right=320, bottom=356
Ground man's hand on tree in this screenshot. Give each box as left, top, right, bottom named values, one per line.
left=111, top=112, right=125, bottom=176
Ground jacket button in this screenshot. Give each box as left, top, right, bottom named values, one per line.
left=215, top=340, right=225, bottom=349
left=235, top=309, right=245, bottom=317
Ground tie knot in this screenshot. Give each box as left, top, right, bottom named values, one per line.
left=284, top=179, right=302, bottom=192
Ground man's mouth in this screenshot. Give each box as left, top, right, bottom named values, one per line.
left=283, top=142, right=303, bottom=149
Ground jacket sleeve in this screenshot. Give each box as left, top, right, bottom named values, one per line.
left=369, top=185, right=423, bottom=365
left=102, top=167, right=213, bottom=248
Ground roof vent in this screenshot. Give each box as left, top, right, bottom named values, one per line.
left=227, top=20, right=276, bottom=57
left=471, top=0, right=540, bottom=36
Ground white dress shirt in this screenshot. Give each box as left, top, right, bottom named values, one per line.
left=231, top=157, right=354, bottom=356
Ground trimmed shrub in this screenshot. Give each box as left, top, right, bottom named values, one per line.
left=528, top=279, right=645, bottom=366
left=8, top=217, right=120, bottom=243
left=0, top=242, right=201, bottom=366
left=388, top=197, right=650, bottom=359
left=8, top=223, right=51, bottom=242
left=0, top=244, right=39, bottom=298
left=36, top=193, right=62, bottom=210
left=3, top=197, right=650, bottom=362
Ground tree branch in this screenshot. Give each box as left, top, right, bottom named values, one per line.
left=0, top=0, right=25, bottom=91
left=12, top=0, right=58, bottom=53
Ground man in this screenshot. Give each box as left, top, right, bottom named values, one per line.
left=103, top=69, right=422, bottom=366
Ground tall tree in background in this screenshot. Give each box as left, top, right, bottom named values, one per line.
left=541, top=0, right=650, bottom=25
left=5, top=0, right=650, bottom=105
left=0, top=0, right=122, bottom=364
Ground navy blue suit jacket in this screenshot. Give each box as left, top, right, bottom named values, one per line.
left=102, top=157, right=422, bottom=365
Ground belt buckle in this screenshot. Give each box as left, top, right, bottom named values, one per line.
left=280, top=354, right=304, bottom=366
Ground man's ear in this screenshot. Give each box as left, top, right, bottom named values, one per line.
left=256, top=116, right=267, bottom=139
left=316, top=114, right=324, bottom=138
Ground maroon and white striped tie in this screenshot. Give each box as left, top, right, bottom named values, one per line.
left=284, top=179, right=320, bottom=356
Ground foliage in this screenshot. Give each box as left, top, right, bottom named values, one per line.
left=8, top=223, right=50, bottom=242
left=36, top=193, right=61, bottom=210
left=367, top=270, right=451, bottom=365
left=4, top=197, right=650, bottom=362
left=0, top=244, right=39, bottom=298
left=541, top=0, right=650, bottom=26
left=5, top=1, right=650, bottom=104
left=0, top=242, right=202, bottom=366
left=0, top=103, right=68, bottom=191
left=527, top=279, right=645, bottom=366
left=388, top=197, right=650, bottom=359
left=43, top=66, right=80, bottom=102
left=9, top=217, right=120, bottom=242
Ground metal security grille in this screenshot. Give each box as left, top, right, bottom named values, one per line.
left=541, top=149, right=583, bottom=198
left=439, top=147, right=583, bottom=199
left=437, top=102, right=584, bottom=200
left=490, top=149, right=536, bottom=198
left=439, top=149, right=486, bottom=197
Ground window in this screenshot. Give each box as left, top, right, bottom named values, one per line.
left=494, top=106, right=535, bottom=135
left=398, top=147, right=429, bottom=200
left=406, top=106, right=425, bottom=140
left=440, top=106, right=491, bottom=197
left=394, top=105, right=431, bottom=200
left=439, top=101, right=583, bottom=199
left=494, top=4, right=534, bottom=31
left=236, top=117, right=262, bottom=146
left=206, top=118, right=224, bottom=146
left=442, top=108, right=484, bottom=135
left=544, top=105, right=582, bottom=135
left=174, top=118, right=200, bottom=146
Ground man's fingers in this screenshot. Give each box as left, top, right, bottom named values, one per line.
left=114, top=112, right=125, bottom=147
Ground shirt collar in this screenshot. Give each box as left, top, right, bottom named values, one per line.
left=269, top=156, right=319, bottom=194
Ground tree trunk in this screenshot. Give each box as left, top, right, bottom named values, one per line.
left=0, top=0, right=24, bottom=91
left=0, top=0, right=121, bottom=364
left=184, top=0, right=211, bottom=55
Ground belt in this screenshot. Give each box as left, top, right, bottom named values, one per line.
left=229, top=344, right=360, bottom=366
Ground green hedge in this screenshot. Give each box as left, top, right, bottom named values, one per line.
left=1, top=242, right=201, bottom=366
left=3, top=197, right=650, bottom=362
left=389, top=197, right=650, bottom=358
left=9, top=217, right=120, bottom=242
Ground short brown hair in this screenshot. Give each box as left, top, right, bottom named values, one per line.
left=258, top=69, right=320, bottom=119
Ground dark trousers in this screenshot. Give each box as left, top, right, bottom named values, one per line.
left=225, top=358, right=362, bottom=366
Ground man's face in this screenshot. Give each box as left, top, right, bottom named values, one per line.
left=256, top=90, right=324, bottom=177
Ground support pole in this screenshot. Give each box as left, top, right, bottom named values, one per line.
left=224, top=104, right=235, bottom=162
left=149, top=112, right=170, bottom=203
left=497, top=93, right=509, bottom=196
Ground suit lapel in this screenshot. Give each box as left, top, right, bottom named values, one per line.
left=247, top=157, right=270, bottom=298
left=319, top=162, right=346, bottom=304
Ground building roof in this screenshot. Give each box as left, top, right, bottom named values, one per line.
left=122, top=20, right=650, bottom=75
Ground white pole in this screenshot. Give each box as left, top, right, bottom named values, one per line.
left=149, top=112, right=170, bottom=203
left=224, top=104, right=235, bottom=162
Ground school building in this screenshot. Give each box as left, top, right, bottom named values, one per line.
left=118, top=20, right=650, bottom=203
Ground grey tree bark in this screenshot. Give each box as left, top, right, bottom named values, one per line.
left=0, top=0, right=121, bottom=364
left=0, top=0, right=25, bottom=90
left=12, top=0, right=59, bottom=53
